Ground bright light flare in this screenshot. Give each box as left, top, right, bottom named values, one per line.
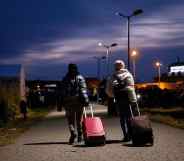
left=155, top=61, right=162, bottom=67
left=131, top=50, right=137, bottom=57
left=98, top=42, right=103, bottom=46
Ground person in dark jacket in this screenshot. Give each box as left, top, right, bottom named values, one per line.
left=19, top=100, right=28, bottom=120
left=61, top=63, right=89, bottom=144
left=106, top=60, right=137, bottom=142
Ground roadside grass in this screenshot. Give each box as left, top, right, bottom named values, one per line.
left=0, top=107, right=52, bottom=146
left=142, top=107, right=184, bottom=129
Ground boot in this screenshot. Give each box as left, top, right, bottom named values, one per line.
left=77, top=131, right=83, bottom=143
left=122, top=135, right=131, bottom=142
left=77, top=135, right=82, bottom=143
left=69, top=131, right=77, bottom=144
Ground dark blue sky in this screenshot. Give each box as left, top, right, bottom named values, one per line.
left=0, top=0, right=184, bottom=81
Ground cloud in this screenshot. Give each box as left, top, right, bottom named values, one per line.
left=130, top=3, right=184, bottom=49
left=1, top=0, right=184, bottom=80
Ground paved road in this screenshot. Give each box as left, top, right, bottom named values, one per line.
left=0, top=104, right=184, bottom=161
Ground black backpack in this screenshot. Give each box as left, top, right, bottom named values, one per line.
left=62, top=74, right=81, bottom=97
left=113, top=75, right=128, bottom=99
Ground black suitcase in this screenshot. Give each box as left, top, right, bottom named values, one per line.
left=129, top=103, right=154, bottom=146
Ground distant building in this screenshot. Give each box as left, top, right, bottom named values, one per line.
left=168, top=61, right=184, bottom=76
left=0, top=64, right=26, bottom=100
left=137, top=59, right=184, bottom=90
left=152, top=59, right=184, bottom=82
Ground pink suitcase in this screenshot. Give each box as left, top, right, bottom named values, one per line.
left=82, top=105, right=106, bottom=146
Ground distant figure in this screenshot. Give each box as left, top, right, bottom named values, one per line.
left=19, top=100, right=28, bottom=120
left=56, top=81, right=63, bottom=112
left=0, top=99, right=8, bottom=123
left=99, top=79, right=107, bottom=104
left=61, top=63, right=89, bottom=144
left=106, top=60, right=137, bottom=142
left=92, top=87, right=98, bottom=103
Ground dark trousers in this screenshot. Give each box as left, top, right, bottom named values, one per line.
left=65, top=107, right=83, bottom=136
left=64, top=97, right=84, bottom=136
left=116, top=100, right=139, bottom=139
left=116, top=100, right=132, bottom=139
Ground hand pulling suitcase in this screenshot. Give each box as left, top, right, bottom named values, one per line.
left=129, top=102, right=154, bottom=146
left=82, top=105, right=106, bottom=146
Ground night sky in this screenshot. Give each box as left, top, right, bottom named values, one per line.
left=0, top=0, right=184, bottom=81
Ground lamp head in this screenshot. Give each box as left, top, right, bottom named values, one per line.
left=131, top=50, right=138, bottom=56
left=115, top=12, right=124, bottom=17
left=133, top=9, right=143, bottom=16
left=111, top=43, right=118, bottom=47
left=98, top=42, right=103, bottom=47
left=155, top=61, right=162, bottom=67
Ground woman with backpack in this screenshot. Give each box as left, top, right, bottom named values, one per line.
left=106, top=60, right=137, bottom=142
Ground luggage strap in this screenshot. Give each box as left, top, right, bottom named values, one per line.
left=83, top=104, right=94, bottom=118
left=129, top=102, right=140, bottom=118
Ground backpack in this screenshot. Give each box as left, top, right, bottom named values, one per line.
left=112, top=74, right=129, bottom=99
left=112, top=74, right=127, bottom=91
left=65, top=77, right=80, bottom=97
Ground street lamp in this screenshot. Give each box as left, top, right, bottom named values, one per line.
left=155, top=61, right=162, bottom=87
left=131, top=50, right=138, bottom=80
left=116, top=9, right=143, bottom=71
left=93, top=56, right=106, bottom=80
left=98, top=42, right=118, bottom=77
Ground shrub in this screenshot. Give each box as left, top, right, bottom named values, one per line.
left=0, top=80, right=20, bottom=124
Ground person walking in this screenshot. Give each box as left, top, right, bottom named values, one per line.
left=106, top=60, right=137, bottom=142
left=19, top=100, right=28, bottom=120
left=61, top=63, right=89, bottom=144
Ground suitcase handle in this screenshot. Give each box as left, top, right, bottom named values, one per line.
left=129, top=102, right=140, bottom=118
left=83, top=104, right=94, bottom=118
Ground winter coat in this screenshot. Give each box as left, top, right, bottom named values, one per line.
left=61, top=73, right=89, bottom=106
left=106, top=68, right=137, bottom=103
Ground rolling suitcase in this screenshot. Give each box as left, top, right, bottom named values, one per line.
left=82, top=104, right=106, bottom=146
left=129, top=102, right=154, bottom=146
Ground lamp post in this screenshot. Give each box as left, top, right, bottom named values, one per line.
left=155, top=61, right=162, bottom=87
left=93, top=56, right=106, bottom=80
left=98, top=42, right=118, bottom=77
left=116, top=9, right=143, bottom=71
left=131, top=50, right=138, bottom=80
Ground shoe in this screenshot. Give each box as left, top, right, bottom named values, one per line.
left=122, top=136, right=131, bottom=142
left=69, top=133, right=77, bottom=144
left=77, top=135, right=82, bottom=143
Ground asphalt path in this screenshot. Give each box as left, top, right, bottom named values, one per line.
left=0, top=104, right=184, bottom=161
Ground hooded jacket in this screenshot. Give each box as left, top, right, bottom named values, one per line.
left=106, top=68, right=137, bottom=103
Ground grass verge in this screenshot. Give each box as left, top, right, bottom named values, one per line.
left=142, top=107, right=184, bottom=129
left=0, top=107, right=52, bottom=146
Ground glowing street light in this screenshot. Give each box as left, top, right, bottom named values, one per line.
left=155, top=61, right=162, bottom=87
left=98, top=42, right=118, bottom=77
left=116, top=9, right=143, bottom=71
left=131, top=50, right=138, bottom=80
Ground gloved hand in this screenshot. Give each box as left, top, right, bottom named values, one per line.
left=130, top=101, right=139, bottom=116
left=57, top=105, right=63, bottom=112
left=83, top=101, right=89, bottom=107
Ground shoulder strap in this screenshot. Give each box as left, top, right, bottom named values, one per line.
left=113, top=74, right=127, bottom=87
